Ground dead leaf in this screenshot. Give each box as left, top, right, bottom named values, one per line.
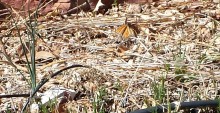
left=117, top=45, right=129, bottom=53
left=16, top=41, right=30, bottom=58
left=116, top=44, right=130, bottom=57
left=18, top=51, right=56, bottom=64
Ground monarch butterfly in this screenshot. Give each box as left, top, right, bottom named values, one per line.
left=116, top=18, right=137, bottom=40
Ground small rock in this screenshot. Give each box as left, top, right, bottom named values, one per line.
left=40, top=87, right=76, bottom=104
left=126, top=4, right=142, bottom=13
left=213, top=0, right=220, bottom=3
left=30, top=104, right=39, bottom=113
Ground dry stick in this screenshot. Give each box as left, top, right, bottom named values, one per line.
left=38, top=53, right=89, bottom=71
left=0, top=39, right=28, bottom=72
left=10, top=4, right=60, bottom=59
left=61, top=1, right=89, bottom=15
left=0, top=9, right=10, bottom=13
left=120, top=39, right=155, bottom=107
left=0, top=9, right=10, bottom=18
left=0, top=0, right=53, bottom=37
left=0, top=39, right=15, bottom=67
left=0, top=60, right=28, bottom=72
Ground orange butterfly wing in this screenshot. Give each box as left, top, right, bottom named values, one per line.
left=116, top=24, right=127, bottom=36
left=126, top=25, right=136, bottom=39
left=123, top=25, right=137, bottom=39
left=116, top=24, right=137, bottom=40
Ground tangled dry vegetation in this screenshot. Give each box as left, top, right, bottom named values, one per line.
left=0, top=1, right=220, bottom=113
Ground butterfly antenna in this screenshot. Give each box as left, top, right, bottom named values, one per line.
left=125, top=17, right=128, bottom=24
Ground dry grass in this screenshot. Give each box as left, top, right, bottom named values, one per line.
left=0, top=1, right=220, bottom=113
